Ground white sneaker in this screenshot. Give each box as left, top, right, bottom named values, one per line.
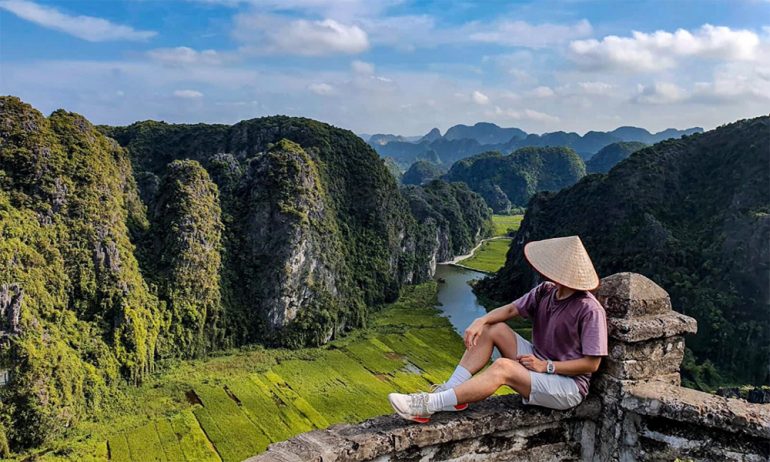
left=388, top=392, right=433, bottom=423
left=429, top=383, right=469, bottom=412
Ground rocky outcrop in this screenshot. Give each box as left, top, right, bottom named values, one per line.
left=249, top=273, right=770, bottom=462
left=402, top=180, right=493, bottom=277
left=151, top=159, right=224, bottom=358
left=239, top=140, right=351, bottom=346
left=0, top=284, right=22, bottom=336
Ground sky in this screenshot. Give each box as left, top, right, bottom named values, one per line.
left=1, top=0, right=769, bottom=136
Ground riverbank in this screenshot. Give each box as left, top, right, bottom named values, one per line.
left=447, top=214, right=521, bottom=273
left=24, top=283, right=510, bottom=462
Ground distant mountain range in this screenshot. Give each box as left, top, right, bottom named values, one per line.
left=364, top=122, right=703, bottom=167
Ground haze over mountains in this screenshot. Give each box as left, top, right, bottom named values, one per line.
left=366, top=122, right=703, bottom=167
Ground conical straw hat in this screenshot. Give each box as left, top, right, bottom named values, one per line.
left=523, top=236, right=599, bottom=291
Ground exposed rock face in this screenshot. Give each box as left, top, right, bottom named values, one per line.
left=250, top=273, right=770, bottom=462
left=402, top=179, right=493, bottom=274
left=240, top=140, right=350, bottom=345
left=0, top=284, right=22, bottom=335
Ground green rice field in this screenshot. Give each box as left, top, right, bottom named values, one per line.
left=458, top=238, right=512, bottom=273
left=491, top=214, right=523, bottom=237
left=29, top=282, right=511, bottom=462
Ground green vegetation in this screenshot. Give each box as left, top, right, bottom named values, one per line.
left=477, top=116, right=770, bottom=387
left=401, top=160, right=443, bottom=185
left=444, top=147, right=586, bottom=212
left=103, top=115, right=434, bottom=349
left=0, top=97, right=161, bottom=452
left=458, top=239, right=512, bottom=273
left=402, top=180, right=494, bottom=271
left=456, top=215, right=521, bottom=273
left=151, top=160, right=224, bottom=358
left=1, top=97, right=494, bottom=454
left=21, top=283, right=510, bottom=461
left=586, top=141, right=647, bottom=173
left=491, top=214, right=523, bottom=237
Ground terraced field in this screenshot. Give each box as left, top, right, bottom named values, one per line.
left=32, top=283, right=511, bottom=462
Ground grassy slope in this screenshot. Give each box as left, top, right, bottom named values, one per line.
left=28, top=283, right=511, bottom=462
left=459, top=215, right=522, bottom=273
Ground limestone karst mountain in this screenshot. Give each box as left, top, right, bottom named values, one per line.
left=444, top=146, right=586, bottom=212
left=586, top=141, right=647, bottom=173
left=0, top=96, right=491, bottom=452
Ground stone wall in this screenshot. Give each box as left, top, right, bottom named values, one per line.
left=246, top=273, right=770, bottom=462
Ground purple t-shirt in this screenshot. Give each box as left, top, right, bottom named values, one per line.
left=513, top=282, right=608, bottom=397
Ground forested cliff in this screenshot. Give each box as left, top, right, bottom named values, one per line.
left=444, top=146, right=586, bottom=212
left=0, top=97, right=491, bottom=452
left=477, top=116, right=770, bottom=386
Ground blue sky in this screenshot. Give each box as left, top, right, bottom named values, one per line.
left=1, top=0, right=769, bottom=135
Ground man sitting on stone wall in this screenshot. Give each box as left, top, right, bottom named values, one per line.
left=389, top=236, right=608, bottom=422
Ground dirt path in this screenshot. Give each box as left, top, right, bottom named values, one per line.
left=438, top=236, right=510, bottom=265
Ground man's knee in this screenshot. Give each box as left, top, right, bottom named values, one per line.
left=487, top=322, right=510, bottom=341
left=490, top=357, right=527, bottom=382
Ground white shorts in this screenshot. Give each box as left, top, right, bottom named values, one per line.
left=515, top=332, right=584, bottom=411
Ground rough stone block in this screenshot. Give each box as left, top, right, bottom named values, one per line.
left=607, top=336, right=685, bottom=361
left=596, top=272, right=672, bottom=319
left=608, top=312, right=697, bottom=343
left=602, top=337, right=686, bottom=380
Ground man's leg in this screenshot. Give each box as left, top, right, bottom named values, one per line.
left=459, top=322, right=520, bottom=373
left=454, top=357, right=532, bottom=403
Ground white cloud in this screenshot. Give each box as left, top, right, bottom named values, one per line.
left=147, top=47, right=223, bottom=66
left=469, top=19, right=592, bottom=48
left=530, top=86, right=555, bottom=98
left=488, top=106, right=560, bottom=124
left=234, top=14, right=369, bottom=56
left=472, top=90, right=490, bottom=105
left=308, top=82, right=335, bottom=95
left=576, top=81, right=615, bottom=94
left=0, top=0, right=156, bottom=42
left=351, top=60, right=375, bottom=75
left=634, top=83, right=687, bottom=104
left=173, top=89, right=204, bottom=99
left=570, top=24, right=761, bottom=71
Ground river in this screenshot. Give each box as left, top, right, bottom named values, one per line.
left=433, top=264, right=491, bottom=335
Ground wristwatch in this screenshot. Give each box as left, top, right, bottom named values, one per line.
left=546, top=359, right=555, bottom=374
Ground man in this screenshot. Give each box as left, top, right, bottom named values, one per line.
left=389, top=235, right=608, bottom=422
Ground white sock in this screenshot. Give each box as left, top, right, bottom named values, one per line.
left=444, top=365, right=472, bottom=389
left=427, top=389, right=458, bottom=412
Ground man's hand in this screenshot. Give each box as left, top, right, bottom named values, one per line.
left=463, top=318, right=487, bottom=349
left=517, top=354, right=547, bottom=373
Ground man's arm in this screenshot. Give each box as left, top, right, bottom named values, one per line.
left=463, top=302, right=520, bottom=348
left=481, top=301, right=519, bottom=325
left=517, top=355, right=601, bottom=375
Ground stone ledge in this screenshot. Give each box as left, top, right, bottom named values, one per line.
left=245, top=394, right=601, bottom=462
left=621, top=381, right=770, bottom=440
left=608, top=311, right=697, bottom=343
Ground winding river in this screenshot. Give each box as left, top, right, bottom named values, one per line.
left=434, top=264, right=508, bottom=360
